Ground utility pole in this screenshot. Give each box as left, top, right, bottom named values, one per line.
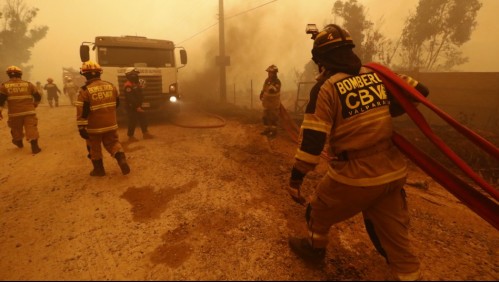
left=218, top=0, right=227, bottom=103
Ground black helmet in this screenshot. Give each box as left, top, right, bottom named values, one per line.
left=312, top=24, right=355, bottom=63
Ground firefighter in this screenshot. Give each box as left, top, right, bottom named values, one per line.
left=123, top=67, right=153, bottom=141
left=44, top=77, right=62, bottom=107
left=259, top=64, right=281, bottom=137
left=0, top=66, right=42, bottom=154
left=35, top=81, right=45, bottom=104
left=287, top=24, right=429, bottom=281
left=63, top=77, right=79, bottom=106
left=76, top=60, right=130, bottom=176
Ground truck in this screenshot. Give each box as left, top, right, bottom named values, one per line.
left=79, top=35, right=187, bottom=119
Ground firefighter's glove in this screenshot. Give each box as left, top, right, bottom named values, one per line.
left=78, top=126, right=89, bottom=140
left=287, top=178, right=306, bottom=206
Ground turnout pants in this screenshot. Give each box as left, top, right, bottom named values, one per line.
left=262, top=108, right=279, bottom=127
left=8, top=114, right=39, bottom=141
left=47, top=93, right=59, bottom=107
left=126, top=110, right=148, bottom=137
left=87, top=130, right=123, bottom=160
left=307, top=175, right=420, bottom=278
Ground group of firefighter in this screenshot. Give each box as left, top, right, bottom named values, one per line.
left=0, top=62, right=151, bottom=178
left=0, top=24, right=447, bottom=281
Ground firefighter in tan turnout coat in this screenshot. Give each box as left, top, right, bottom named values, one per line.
left=75, top=61, right=130, bottom=177
left=287, top=24, right=430, bottom=281
left=259, top=64, right=282, bottom=137
left=0, top=66, right=42, bottom=154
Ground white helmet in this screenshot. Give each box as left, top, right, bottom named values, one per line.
left=125, top=67, right=139, bottom=75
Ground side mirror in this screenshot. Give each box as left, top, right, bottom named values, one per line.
left=80, top=45, right=90, bottom=62
left=180, top=49, right=187, bottom=65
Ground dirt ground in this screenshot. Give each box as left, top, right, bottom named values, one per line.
left=0, top=98, right=497, bottom=281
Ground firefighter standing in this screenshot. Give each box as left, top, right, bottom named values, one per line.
left=123, top=67, right=153, bottom=141
left=63, top=77, right=79, bottom=106
left=259, top=64, right=281, bottom=137
left=75, top=61, right=130, bottom=177
left=0, top=66, right=42, bottom=154
left=44, top=78, right=62, bottom=107
left=287, top=24, right=429, bottom=281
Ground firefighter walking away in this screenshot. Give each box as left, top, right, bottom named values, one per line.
left=0, top=66, right=42, bottom=154
left=75, top=60, right=130, bottom=176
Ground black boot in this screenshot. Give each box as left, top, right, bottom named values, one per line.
left=30, top=139, right=41, bottom=154
left=115, top=152, right=130, bottom=175
left=288, top=237, right=326, bottom=265
left=12, top=139, right=23, bottom=148
left=267, top=128, right=277, bottom=138
left=90, top=159, right=106, bottom=177
left=260, top=127, right=271, bottom=135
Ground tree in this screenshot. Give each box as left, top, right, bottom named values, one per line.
left=0, top=0, right=48, bottom=80
left=400, top=0, right=482, bottom=71
left=331, top=0, right=386, bottom=63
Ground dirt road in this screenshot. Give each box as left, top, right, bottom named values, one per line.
left=0, top=101, right=497, bottom=280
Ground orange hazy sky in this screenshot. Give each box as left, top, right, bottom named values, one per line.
left=20, top=0, right=499, bottom=86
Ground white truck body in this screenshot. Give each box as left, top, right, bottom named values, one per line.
left=80, top=35, right=187, bottom=116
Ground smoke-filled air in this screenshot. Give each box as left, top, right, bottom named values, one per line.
left=0, top=1, right=498, bottom=281
left=3, top=0, right=499, bottom=106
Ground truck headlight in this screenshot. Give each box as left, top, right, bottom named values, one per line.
left=169, top=96, right=177, bottom=103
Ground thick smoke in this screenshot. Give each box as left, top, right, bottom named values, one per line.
left=180, top=3, right=317, bottom=110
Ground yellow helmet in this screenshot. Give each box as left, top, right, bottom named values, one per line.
left=80, top=60, right=103, bottom=74
left=6, top=65, right=22, bottom=75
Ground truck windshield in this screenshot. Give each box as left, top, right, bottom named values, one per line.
left=97, top=47, right=175, bottom=68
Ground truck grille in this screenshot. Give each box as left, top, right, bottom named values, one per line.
left=117, top=75, right=165, bottom=99
left=118, top=75, right=170, bottom=112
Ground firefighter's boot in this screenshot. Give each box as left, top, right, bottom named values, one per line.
left=115, top=152, right=130, bottom=175
left=90, top=159, right=106, bottom=177
left=12, top=139, right=23, bottom=148
left=30, top=139, right=41, bottom=154
left=288, top=237, right=326, bottom=265
left=267, top=127, right=277, bottom=138
left=260, top=127, right=271, bottom=135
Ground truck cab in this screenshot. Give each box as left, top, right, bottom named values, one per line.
left=79, top=35, right=187, bottom=119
